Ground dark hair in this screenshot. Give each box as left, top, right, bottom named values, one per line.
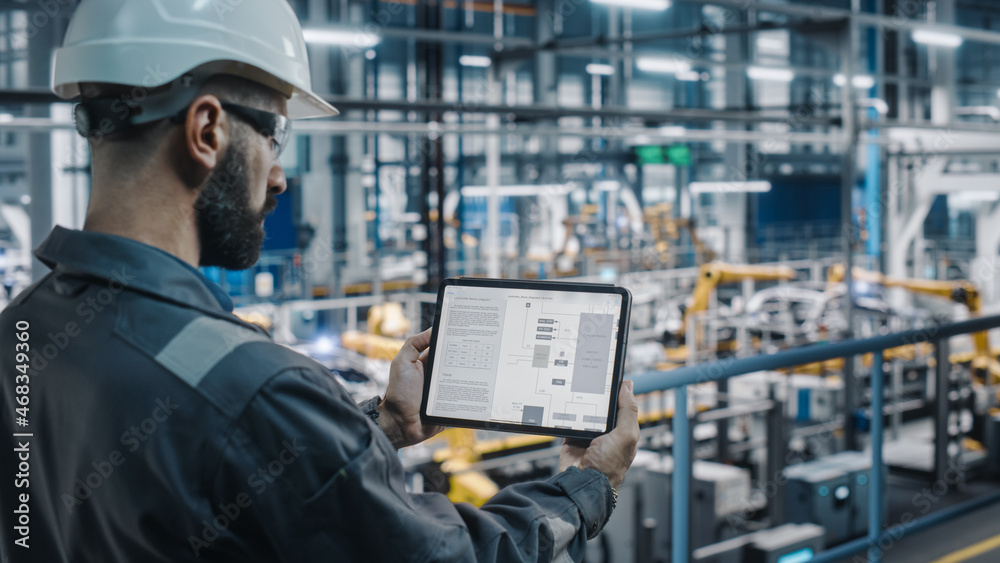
left=81, top=75, right=284, bottom=155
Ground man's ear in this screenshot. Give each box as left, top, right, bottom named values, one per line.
left=183, top=94, right=228, bottom=171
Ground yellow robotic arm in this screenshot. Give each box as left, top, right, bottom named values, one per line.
left=828, top=265, right=996, bottom=382
left=680, top=262, right=797, bottom=339
left=828, top=264, right=979, bottom=310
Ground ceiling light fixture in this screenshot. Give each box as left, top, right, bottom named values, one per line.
left=586, top=63, right=616, bottom=76
left=302, top=28, right=381, bottom=47
left=912, top=30, right=963, bottom=48
left=747, top=66, right=794, bottom=82
left=462, top=184, right=575, bottom=197
left=676, top=70, right=702, bottom=82
left=636, top=56, right=692, bottom=74
left=459, top=55, right=493, bottom=68
left=592, top=0, right=671, bottom=10
left=689, top=181, right=772, bottom=194
left=834, top=74, right=875, bottom=89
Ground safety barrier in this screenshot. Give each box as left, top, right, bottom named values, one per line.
left=630, top=314, right=1000, bottom=563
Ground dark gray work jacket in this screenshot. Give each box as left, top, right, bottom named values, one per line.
left=0, top=226, right=612, bottom=562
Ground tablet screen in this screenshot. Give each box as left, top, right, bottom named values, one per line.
left=425, top=284, right=624, bottom=434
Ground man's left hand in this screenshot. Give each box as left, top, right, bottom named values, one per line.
left=379, top=328, right=445, bottom=449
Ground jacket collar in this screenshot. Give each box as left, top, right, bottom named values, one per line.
left=34, top=226, right=234, bottom=313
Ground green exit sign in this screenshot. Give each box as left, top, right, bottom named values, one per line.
left=666, top=145, right=692, bottom=166
left=635, top=145, right=666, bottom=165
left=635, top=144, right=691, bottom=166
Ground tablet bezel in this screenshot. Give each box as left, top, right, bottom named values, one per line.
left=420, top=277, right=632, bottom=440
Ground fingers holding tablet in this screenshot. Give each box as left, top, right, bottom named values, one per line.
left=382, top=328, right=445, bottom=449
left=564, top=380, right=640, bottom=490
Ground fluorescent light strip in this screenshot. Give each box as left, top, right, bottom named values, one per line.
left=462, top=184, right=574, bottom=197
left=912, top=30, right=963, bottom=48
left=459, top=55, right=492, bottom=68
left=586, top=63, right=616, bottom=76
left=660, top=126, right=686, bottom=137
left=689, top=181, right=772, bottom=194
left=636, top=56, right=691, bottom=74
left=676, top=70, right=702, bottom=82
left=834, top=74, right=875, bottom=89
left=747, top=66, right=794, bottom=82
left=592, top=0, right=671, bottom=10
left=302, top=28, right=381, bottom=47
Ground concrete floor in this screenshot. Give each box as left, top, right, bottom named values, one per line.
left=831, top=475, right=1000, bottom=563
left=880, top=500, right=1000, bottom=563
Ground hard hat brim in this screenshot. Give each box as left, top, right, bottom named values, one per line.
left=289, top=89, right=339, bottom=119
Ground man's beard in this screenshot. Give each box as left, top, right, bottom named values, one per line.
left=195, top=134, right=276, bottom=270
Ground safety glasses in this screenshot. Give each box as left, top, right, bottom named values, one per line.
left=220, top=102, right=292, bottom=159
left=75, top=98, right=293, bottom=161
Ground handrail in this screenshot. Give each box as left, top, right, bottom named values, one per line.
left=630, top=314, right=1000, bottom=394
left=625, top=313, right=1000, bottom=563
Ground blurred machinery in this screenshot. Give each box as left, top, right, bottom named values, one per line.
left=680, top=263, right=798, bottom=343
left=367, top=302, right=413, bottom=338
left=423, top=428, right=558, bottom=507
left=555, top=204, right=601, bottom=276
left=782, top=451, right=885, bottom=545
left=586, top=451, right=754, bottom=563
left=426, top=429, right=501, bottom=507
left=659, top=262, right=796, bottom=364
left=828, top=264, right=1000, bottom=384
left=643, top=203, right=717, bottom=269
left=340, top=331, right=406, bottom=361
left=695, top=524, right=826, bottom=563
left=744, top=283, right=893, bottom=346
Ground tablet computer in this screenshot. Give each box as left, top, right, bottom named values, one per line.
left=420, top=277, right=632, bottom=440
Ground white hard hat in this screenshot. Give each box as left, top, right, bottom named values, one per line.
left=51, top=0, right=338, bottom=119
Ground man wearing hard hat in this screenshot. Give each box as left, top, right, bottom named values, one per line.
left=0, top=1, right=639, bottom=561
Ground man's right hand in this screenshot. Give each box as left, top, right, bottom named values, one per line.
left=559, top=379, right=640, bottom=490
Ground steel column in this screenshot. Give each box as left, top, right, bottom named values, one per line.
left=935, top=338, right=951, bottom=484
left=868, top=351, right=885, bottom=563
left=841, top=16, right=860, bottom=450
left=766, top=389, right=787, bottom=525
left=672, top=384, right=690, bottom=563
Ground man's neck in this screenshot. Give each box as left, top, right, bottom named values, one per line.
left=83, top=188, right=201, bottom=268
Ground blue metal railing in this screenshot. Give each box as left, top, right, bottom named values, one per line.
left=629, top=314, right=1000, bottom=563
